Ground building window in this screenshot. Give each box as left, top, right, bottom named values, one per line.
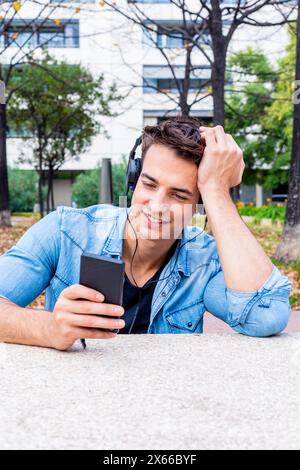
left=157, top=28, right=184, bottom=48
left=129, top=0, right=171, bottom=3
left=0, top=20, right=79, bottom=48
left=143, top=78, right=209, bottom=94
left=49, top=0, right=94, bottom=3
left=143, top=21, right=210, bottom=49
left=143, top=78, right=158, bottom=93
left=143, top=65, right=211, bottom=94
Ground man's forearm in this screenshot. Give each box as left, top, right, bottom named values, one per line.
left=202, top=188, right=273, bottom=292
left=0, top=299, right=54, bottom=348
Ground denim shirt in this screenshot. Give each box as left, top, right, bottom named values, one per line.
left=0, top=204, right=293, bottom=336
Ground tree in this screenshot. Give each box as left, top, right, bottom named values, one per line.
left=8, top=53, right=122, bottom=217
left=103, top=0, right=296, bottom=201
left=226, top=31, right=296, bottom=190
left=275, top=1, right=300, bottom=262
left=261, top=26, right=296, bottom=190
left=104, top=1, right=296, bottom=121
left=225, top=47, right=281, bottom=188
left=0, top=1, right=82, bottom=225
left=225, top=16, right=300, bottom=262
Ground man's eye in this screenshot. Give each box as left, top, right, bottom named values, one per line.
left=143, top=182, right=155, bottom=188
left=174, top=194, right=187, bottom=201
left=143, top=182, right=187, bottom=201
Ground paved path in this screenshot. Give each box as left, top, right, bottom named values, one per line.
left=0, top=333, right=299, bottom=450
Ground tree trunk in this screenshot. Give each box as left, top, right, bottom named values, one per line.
left=49, top=167, right=55, bottom=211
left=275, top=1, right=300, bottom=262
left=179, top=45, right=192, bottom=117
left=38, top=172, right=44, bottom=219
left=211, top=36, right=240, bottom=202
left=38, top=156, right=45, bottom=218
left=210, top=0, right=240, bottom=203
left=211, top=61, right=225, bottom=126
left=46, top=176, right=50, bottom=214
left=210, top=0, right=226, bottom=127
left=0, top=103, right=11, bottom=227
left=179, top=95, right=190, bottom=118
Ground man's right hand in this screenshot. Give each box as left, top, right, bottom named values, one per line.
left=49, top=284, right=125, bottom=350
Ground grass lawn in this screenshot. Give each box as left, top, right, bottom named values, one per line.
left=0, top=214, right=299, bottom=310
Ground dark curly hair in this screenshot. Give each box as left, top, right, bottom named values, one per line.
left=141, top=116, right=205, bottom=167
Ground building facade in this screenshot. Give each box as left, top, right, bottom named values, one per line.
left=0, top=0, right=291, bottom=208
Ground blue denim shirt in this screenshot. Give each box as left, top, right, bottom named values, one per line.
left=0, top=204, right=293, bottom=336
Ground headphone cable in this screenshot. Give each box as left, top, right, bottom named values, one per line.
left=124, top=206, right=208, bottom=333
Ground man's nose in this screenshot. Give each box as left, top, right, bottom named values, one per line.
left=149, top=189, right=168, bottom=206
left=149, top=201, right=170, bottom=220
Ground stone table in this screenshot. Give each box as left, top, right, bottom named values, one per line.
left=0, top=333, right=299, bottom=450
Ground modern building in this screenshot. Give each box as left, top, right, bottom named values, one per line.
left=1, top=0, right=291, bottom=208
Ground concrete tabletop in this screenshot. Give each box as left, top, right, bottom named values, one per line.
left=0, top=333, right=300, bottom=450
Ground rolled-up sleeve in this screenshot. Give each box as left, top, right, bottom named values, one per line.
left=0, top=211, right=61, bottom=308
left=203, top=257, right=293, bottom=337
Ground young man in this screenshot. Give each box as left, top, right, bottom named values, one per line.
left=0, top=118, right=292, bottom=350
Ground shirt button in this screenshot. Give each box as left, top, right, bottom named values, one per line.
left=187, top=322, right=193, bottom=327
left=162, top=292, right=166, bottom=297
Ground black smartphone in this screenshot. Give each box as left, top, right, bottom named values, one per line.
left=79, top=253, right=125, bottom=334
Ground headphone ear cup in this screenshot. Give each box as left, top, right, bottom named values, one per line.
left=126, top=158, right=142, bottom=194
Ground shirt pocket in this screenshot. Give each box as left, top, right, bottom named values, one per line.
left=165, top=301, right=205, bottom=333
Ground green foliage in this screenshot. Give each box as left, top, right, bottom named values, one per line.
left=8, top=53, right=122, bottom=172
left=8, top=169, right=37, bottom=212
left=226, top=48, right=277, bottom=185
left=226, top=27, right=296, bottom=189
left=7, top=53, right=123, bottom=215
left=111, top=156, right=128, bottom=205
left=72, top=169, right=100, bottom=208
left=238, top=204, right=286, bottom=222
left=8, top=53, right=120, bottom=168
left=271, top=258, right=300, bottom=275
left=72, top=158, right=129, bottom=208
left=261, top=26, right=296, bottom=189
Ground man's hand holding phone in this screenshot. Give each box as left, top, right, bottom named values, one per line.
left=49, top=284, right=125, bottom=351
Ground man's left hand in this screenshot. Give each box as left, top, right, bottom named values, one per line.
left=197, top=125, right=245, bottom=194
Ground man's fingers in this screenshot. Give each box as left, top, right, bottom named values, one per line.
left=239, top=160, right=245, bottom=182
left=61, top=299, right=124, bottom=316
left=73, top=328, right=117, bottom=340
left=225, top=133, right=241, bottom=152
left=62, top=284, right=105, bottom=302
left=200, top=125, right=227, bottom=147
left=200, top=128, right=217, bottom=147
left=214, top=125, right=227, bottom=147
left=61, top=312, right=124, bottom=330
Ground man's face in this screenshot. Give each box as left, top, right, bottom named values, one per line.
left=130, top=144, right=200, bottom=240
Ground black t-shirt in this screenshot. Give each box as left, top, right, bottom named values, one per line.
left=119, top=240, right=179, bottom=334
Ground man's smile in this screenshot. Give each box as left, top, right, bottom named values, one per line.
left=142, top=211, right=170, bottom=225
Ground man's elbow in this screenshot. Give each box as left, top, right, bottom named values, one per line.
left=233, top=298, right=291, bottom=337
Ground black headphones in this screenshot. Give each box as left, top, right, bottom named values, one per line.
left=125, top=135, right=205, bottom=210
